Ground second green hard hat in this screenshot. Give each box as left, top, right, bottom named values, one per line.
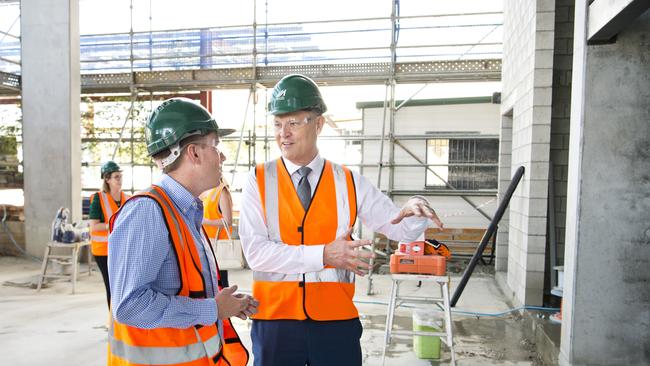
left=268, top=74, right=327, bottom=116
left=145, top=98, right=235, bottom=156
left=100, top=161, right=121, bottom=178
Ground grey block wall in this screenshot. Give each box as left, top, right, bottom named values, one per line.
left=21, top=0, right=81, bottom=256
left=500, top=0, right=555, bottom=305
left=561, top=5, right=650, bottom=365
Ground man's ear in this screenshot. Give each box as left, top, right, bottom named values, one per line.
left=186, top=144, right=201, bottom=164
left=316, top=115, right=325, bottom=134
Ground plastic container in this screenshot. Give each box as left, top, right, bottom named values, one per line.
left=412, top=308, right=441, bottom=359
left=389, top=253, right=446, bottom=275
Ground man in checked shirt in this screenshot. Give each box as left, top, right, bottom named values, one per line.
left=108, top=98, right=256, bottom=366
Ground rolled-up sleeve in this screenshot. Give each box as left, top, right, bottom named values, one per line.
left=108, top=197, right=218, bottom=329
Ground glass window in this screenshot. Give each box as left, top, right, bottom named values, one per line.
left=426, top=138, right=498, bottom=190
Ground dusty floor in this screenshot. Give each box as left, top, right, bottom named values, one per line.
left=0, top=255, right=546, bottom=365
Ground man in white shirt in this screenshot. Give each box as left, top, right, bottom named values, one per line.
left=239, top=74, right=443, bottom=366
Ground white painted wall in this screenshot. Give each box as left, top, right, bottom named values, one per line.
left=359, top=101, right=500, bottom=232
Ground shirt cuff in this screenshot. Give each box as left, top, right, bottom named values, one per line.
left=303, top=245, right=325, bottom=272
left=196, top=298, right=218, bottom=326
left=402, top=215, right=431, bottom=241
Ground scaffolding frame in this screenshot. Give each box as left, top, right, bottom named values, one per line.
left=3, top=2, right=502, bottom=281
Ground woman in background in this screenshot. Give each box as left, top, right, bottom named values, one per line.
left=89, top=161, right=128, bottom=308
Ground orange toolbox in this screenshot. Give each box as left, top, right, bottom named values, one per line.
left=390, top=252, right=446, bottom=276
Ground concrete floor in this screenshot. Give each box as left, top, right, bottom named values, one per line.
left=0, top=256, right=549, bottom=365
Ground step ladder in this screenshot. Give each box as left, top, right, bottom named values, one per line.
left=36, top=240, right=92, bottom=294
left=383, top=273, right=456, bottom=365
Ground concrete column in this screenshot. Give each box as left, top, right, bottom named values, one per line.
left=21, top=0, right=80, bottom=256
left=561, top=3, right=650, bottom=365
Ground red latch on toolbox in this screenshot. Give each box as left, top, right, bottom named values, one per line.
left=398, top=241, right=425, bottom=256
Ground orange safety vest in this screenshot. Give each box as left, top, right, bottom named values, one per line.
left=90, top=191, right=128, bottom=256
left=202, top=184, right=232, bottom=241
left=253, top=159, right=358, bottom=321
left=107, top=185, right=248, bottom=366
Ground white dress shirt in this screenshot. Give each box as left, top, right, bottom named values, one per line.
left=239, top=153, right=430, bottom=274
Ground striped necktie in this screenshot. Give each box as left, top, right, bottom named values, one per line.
left=296, top=166, right=312, bottom=210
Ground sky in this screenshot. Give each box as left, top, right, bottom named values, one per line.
left=0, top=0, right=502, bottom=36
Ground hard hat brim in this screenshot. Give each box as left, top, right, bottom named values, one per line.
left=218, top=128, right=236, bottom=137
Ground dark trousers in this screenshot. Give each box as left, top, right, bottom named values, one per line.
left=252, top=318, right=362, bottom=366
left=94, top=254, right=110, bottom=308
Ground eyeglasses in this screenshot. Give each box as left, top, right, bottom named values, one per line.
left=273, top=116, right=315, bottom=133
left=196, top=142, right=221, bottom=154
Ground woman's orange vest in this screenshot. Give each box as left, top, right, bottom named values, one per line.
left=107, top=185, right=248, bottom=366
left=90, top=191, right=127, bottom=256
left=253, top=159, right=358, bottom=321
left=202, top=184, right=232, bottom=241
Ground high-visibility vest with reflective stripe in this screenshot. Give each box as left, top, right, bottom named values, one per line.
left=107, top=185, right=249, bottom=366
left=202, top=185, right=232, bottom=240
left=90, top=191, right=128, bottom=256
left=253, top=159, right=358, bottom=321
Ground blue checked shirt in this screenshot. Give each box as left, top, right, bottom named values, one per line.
left=108, top=174, right=221, bottom=329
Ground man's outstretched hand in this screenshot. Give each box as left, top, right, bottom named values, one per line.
left=323, top=228, right=374, bottom=276
left=391, top=196, right=443, bottom=228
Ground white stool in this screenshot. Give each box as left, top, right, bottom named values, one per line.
left=383, top=273, right=456, bottom=365
left=36, top=240, right=92, bottom=294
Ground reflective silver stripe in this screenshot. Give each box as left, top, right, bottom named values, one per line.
left=331, top=163, right=352, bottom=238
left=91, top=235, right=108, bottom=242
left=253, top=271, right=301, bottom=282
left=99, top=191, right=115, bottom=220
left=109, top=333, right=221, bottom=365
left=254, top=267, right=354, bottom=283
left=194, top=326, right=223, bottom=359
left=263, top=160, right=281, bottom=242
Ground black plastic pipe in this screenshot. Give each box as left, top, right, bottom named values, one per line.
left=451, top=166, right=525, bottom=307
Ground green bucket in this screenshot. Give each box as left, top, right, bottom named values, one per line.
left=412, top=309, right=441, bottom=359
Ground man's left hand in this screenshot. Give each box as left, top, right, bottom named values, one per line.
left=233, top=293, right=259, bottom=320
left=391, top=196, right=443, bottom=228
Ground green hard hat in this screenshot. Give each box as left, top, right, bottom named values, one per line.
left=268, top=74, right=327, bottom=115
left=145, top=98, right=235, bottom=156
left=100, top=161, right=121, bottom=178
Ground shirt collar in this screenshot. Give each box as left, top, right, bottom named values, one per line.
left=157, top=174, right=203, bottom=215
left=283, top=154, right=323, bottom=176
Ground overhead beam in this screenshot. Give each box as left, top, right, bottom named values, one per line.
left=0, top=59, right=501, bottom=96
left=82, top=59, right=501, bottom=94
left=588, top=0, right=650, bottom=42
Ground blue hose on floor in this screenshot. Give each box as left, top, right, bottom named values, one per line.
left=351, top=298, right=559, bottom=317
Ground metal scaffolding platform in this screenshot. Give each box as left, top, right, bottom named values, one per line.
left=0, top=58, right=500, bottom=96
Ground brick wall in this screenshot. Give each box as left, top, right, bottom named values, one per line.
left=500, top=0, right=556, bottom=305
